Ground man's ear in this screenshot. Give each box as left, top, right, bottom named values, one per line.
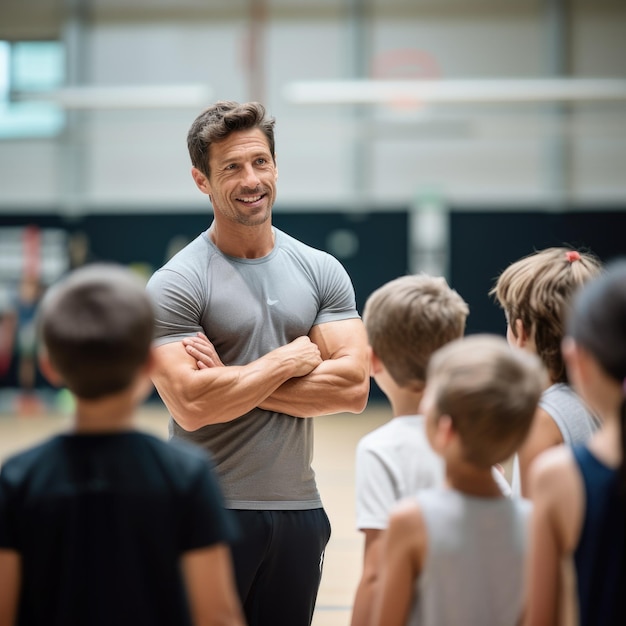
left=191, top=167, right=212, bottom=196
left=38, top=350, right=63, bottom=388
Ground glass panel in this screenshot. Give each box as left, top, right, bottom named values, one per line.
left=0, top=102, right=65, bottom=139
left=0, top=42, right=9, bottom=97
left=0, top=40, right=65, bottom=139
left=12, top=41, right=65, bottom=91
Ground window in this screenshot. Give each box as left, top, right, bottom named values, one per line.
left=0, top=40, right=65, bottom=139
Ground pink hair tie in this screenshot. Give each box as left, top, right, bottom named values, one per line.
left=566, top=250, right=581, bottom=263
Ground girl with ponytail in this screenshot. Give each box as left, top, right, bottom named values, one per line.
left=523, top=259, right=626, bottom=626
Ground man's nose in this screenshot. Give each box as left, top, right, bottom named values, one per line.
left=241, top=163, right=261, bottom=188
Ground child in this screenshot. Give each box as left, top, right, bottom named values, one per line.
left=0, top=264, right=245, bottom=626
left=490, top=246, right=602, bottom=496
left=350, top=274, right=470, bottom=626
left=524, top=259, right=626, bottom=626
left=372, top=334, right=546, bottom=626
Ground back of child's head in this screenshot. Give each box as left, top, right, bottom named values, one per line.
left=490, top=247, right=602, bottom=383
left=38, top=263, right=154, bottom=400
left=363, top=274, right=469, bottom=389
left=426, top=334, right=546, bottom=468
left=567, top=258, right=626, bottom=486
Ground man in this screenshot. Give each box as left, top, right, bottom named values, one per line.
left=146, top=100, right=370, bottom=626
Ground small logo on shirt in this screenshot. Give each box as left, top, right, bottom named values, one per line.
left=266, top=297, right=279, bottom=306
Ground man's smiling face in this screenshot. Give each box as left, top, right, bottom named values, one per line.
left=202, top=128, right=278, bottom=227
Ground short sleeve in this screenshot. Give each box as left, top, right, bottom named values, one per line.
left=355, top=439, right=398, bottom=531
left=314, top=254, right=359, bottom=326
left=145, top=268, right=205, bottom=345
left=178, top=454, right=239, bottom=552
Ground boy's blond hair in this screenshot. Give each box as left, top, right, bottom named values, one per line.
left=427, top=334, right=546, bottom=468
left=490, top=247, right=602, bottom=383
left=363, top=274, right=469, bottom=389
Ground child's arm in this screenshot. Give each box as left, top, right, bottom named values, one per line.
left=517, top=406, right=563, bottom=497
left=371, top=499, right=425, bottom=626
left=182, top=543, right=245, bottom=626
left=351, top=528, right=384, bottom=626
left=522, top=447, right=583, bottom=626
left=0, top=549, right=20, bottom=626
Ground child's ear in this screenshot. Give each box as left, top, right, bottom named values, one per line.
left=132, top=349, right=156, bottom=404
left=144, top=347, right=156, bottom=376
left=369, top=347, right=383, bottom=375
left=432, top=414, right=455, bottom=450
left=37, top=349, right=63, bottom=388
left=512, top=318, right=530, bottom=348
left=562, top=338, right=594, bottom=392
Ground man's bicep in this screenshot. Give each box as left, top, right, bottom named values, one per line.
left=310, top=318, right=368, bottom=361
left=152, top=340, right=197, bottom=381
left=150, top=341, right=201, bottom=418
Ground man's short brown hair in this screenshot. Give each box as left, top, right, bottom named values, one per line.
left=187, top=101, right=276, bottom=178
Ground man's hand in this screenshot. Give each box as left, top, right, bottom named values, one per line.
left=183, top=333, right=225, bottom=369
left=270, top=336, right=323, bottom=377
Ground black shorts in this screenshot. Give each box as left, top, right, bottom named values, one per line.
left=229, top=508, right=332, bottom=626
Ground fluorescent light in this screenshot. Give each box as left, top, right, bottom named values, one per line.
left=283, top=78, right=626, bottom=105
left=13, top=84, right=214, bottom=109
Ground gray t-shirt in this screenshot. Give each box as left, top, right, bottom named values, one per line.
left=146, top=227, right=360, bottom=510
left=409, top=489, right=531, bottom=626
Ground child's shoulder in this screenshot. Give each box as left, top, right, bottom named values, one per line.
left=528, top=444, right=577, bottom=497
left=122, top=431, right=214, bottom=474
left=1, top=434, right=65, bottom=471
left=388, top=495, right=424, bottom=530
left=0, top=435, right=70, bottom=492
left=357, top=414, right=426, bottom=449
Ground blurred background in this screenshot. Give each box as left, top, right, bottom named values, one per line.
left=1, top=0, right=625, bottom=410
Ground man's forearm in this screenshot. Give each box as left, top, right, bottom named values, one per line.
left=153, top=336, right=323, bottom=430
left=258, top=357, right=369, bottom=417
left=156, top=357, right=295, bottom=429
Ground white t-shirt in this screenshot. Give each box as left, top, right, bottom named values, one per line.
left=355, top=415, right=444, bottom=530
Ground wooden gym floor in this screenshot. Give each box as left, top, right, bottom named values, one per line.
left=0, top=396, right=391, bottom=626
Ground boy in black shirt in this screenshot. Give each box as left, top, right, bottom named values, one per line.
left=0, top=263, right=244, bottom=626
